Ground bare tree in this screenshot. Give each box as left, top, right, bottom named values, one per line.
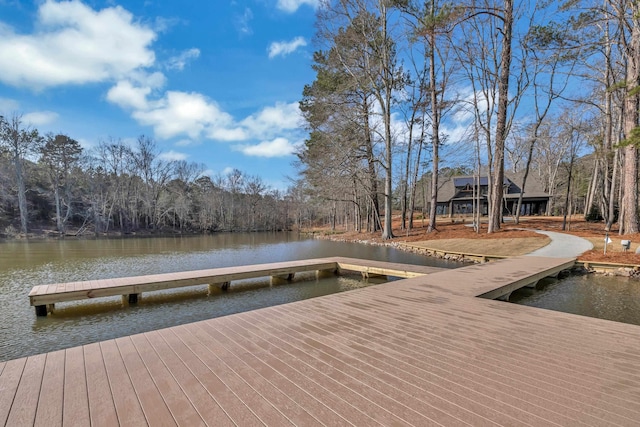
left=0, top=114, right=42, bottom=234
left=558, top=112, right=589, bottom=230
left=299, top=48, right=381, bottom=233
left=454, top=0, right=526, bottom=233
left=317, top=0, right=404, bottom=239
left=244, top=175, right=267, bottom=231
left=131, top=135, right=174, bottom=229
left=40, top=134, right=83, bottom=233
left=401, top=0, right=458, bottom=233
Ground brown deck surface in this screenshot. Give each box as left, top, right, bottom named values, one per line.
left=5, top=257, right=640, bottom=426
left=418, top=256, right=576, bottom=299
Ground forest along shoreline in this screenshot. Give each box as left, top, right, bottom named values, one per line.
left=305, top=215, right=640, bottom=279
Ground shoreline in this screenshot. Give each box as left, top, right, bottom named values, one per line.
left=310, top=230, right=640, bottom=279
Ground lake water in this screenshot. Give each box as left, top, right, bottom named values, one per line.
left=4, top=233, right=639, bottom=362
left=0, top=233, right=457, bottom=362
left=511, top=273, right=640, bottom=326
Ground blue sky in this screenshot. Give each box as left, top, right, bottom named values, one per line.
left=0, top=0, right=320, bottom=189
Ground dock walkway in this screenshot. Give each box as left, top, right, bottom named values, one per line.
left=4, top=256, right=640, bottom=425
left=28, top=257, right=444, bottom=316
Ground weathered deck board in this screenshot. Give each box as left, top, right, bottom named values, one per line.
left=142, top=330, right=236, bottom=426
left=62, top=346, right=90, bottom=427
left=3, top=354, right=46, bottom=427
left=190, top=323, right=326, bottom=426
left=179, top=323, right=373, bottom=425
left=100, top=340, right=148, bottom=426
left=34, top=350, right=65, bottom=427
left=6, top=257, right=640, bottom=426
left=251, top=304, right=567, bottom=425
left=239, top=306, right=540, bottom=425
left=274, top=292, right=637, bottom=425
left=83, top=342, right=119, bottom=427
left=130, top=333, right=209, bottom=426
left=0, top=358, right=27, bottom=426
left=416, top=256, right=575, bottom=298
left=157, top=328, right=271, bottom=427
left=114, top=337, right=177, bottom=427
left=216, top=310, right=490, bottom=426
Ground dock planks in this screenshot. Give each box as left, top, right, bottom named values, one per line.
left=5, top=256, right=640, bottom=426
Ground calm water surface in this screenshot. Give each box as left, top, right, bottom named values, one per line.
left=511, top=274, right=640, bottom=326
left=0, top=232, right=457, bottom=361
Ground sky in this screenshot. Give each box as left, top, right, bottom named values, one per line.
left=0, top=0, right=320, bottom=190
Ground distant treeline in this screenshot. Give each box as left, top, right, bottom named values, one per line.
left=0, top=116, right=316, bottom=237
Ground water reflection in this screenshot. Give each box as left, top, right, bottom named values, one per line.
left=511, top=274, right=640, bottom=326
left=1, top=233, right=456, bottom=361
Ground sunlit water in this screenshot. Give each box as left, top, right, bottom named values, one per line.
left=511, top=274, right=640, bottom=326
left=0, top=233, right=458, bottom=361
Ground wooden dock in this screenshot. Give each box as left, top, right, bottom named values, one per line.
left=28, top=257, right=445, bottom=316
left=413, top=256, right=576, bottom=300
left=5, top=256, right=640, bottom=426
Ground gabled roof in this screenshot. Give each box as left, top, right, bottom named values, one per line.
left=432, top=173, right=549, bottom=204
left=453, top=176, right=488, bottom=187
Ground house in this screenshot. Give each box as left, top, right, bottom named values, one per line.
left=433, top=173, right=550, bottom=217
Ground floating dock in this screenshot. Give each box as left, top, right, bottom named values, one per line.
left=5, top=256, right=640, bottom=426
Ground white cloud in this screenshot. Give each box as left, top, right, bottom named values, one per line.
left=107, top=80, right=152, bottom=110
left=132, top=91, right=236, bottom=140
left=276, top=0, right=319, bottom=13
left=159, top=150, right=188, bottom=161
left=175, top=138, right=197, bottom=147
left=453, top=87, right=492, bottom=124
left=234, top=7, right=253, bottom=36
left=132, top=71, right=166, bottom=89
left=76, top=137, right=94, bottom=150
left=166, top=48, right=200, bottom=71
left=153, top=16, right=181, bottom=34
left=208, top=127, right=248, bottom=141
left=0, top=0, right=156, bottom=89
left=234, top=137, right=298, bottom=158
left=241, top=102, right=301, bottom=137
left=222, top=167, right=235, bottom=175
left=108, top=81, right=303, bottom=145
left=23, top=111, right=58, bottom=126
left=268, top=37, right=307, bottom=59
left=441, top=124, right=471, bottom=144
left=0, top=97, right=19, bottom=113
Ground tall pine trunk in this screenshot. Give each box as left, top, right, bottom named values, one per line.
left=488, top=0, right=513, bottom=233
left=428, top=26, right=440, bottom=233
left=621, top=5, right=640, bottom=234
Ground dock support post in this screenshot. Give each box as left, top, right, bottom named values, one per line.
left=208, top=282, right=230, bottom=295
left=361, top=271, right=387, bottom=280
left=35, top=303, right=55, bottom=315
left=271, top=273, right=294, bottom=285
left=496, top=292, right=512, bottom=302
left=316, top=269, right=337, bottom=279
left=122, top=294, right=140, bottom=304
